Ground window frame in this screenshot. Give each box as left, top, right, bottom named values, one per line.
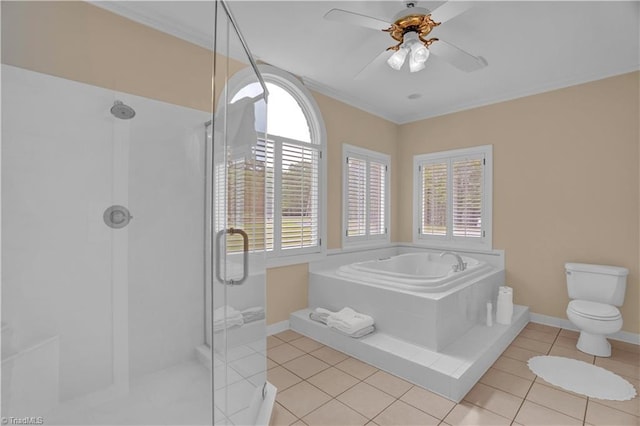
left=342, top=144, right=391, bottom=248
left=223, top=65, right=327, bottom=265
left=413, top=145, right=493, bottom=250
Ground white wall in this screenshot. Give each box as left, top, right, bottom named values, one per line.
left=2, top=65, right=210, bottom=400
left=2, top=65, right=115, bottom=400
left=126, top=87, right=210, bottom=378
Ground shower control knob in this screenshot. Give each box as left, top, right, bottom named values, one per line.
left=103, top=205, right=133, bottom=229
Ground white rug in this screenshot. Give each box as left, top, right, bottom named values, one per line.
left=528, top=355, right=637, bottom=401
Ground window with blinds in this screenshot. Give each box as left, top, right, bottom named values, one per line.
left=452, top=157, right=483, bottom=238
left=222, top=77, right=324, bottom=258
left=414, top=145, right=492, bottom=248
left=421, top=161, right=448, bottom=236
left=280, top=142, right=320, bottom=251
left=346, top=157, right=367, bottom=237
left=343, top=145, right=390, bottom=245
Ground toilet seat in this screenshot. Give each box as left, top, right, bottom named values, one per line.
left=568, top=300, right=621, bottom=321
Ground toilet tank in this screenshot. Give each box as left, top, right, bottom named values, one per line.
left=565, top=263, right=628, bottom=306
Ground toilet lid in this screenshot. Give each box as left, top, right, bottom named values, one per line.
left=568, top=300, right=621, bottom=320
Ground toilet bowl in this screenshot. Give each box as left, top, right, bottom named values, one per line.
left=566, top=300, right=622, bottom=357
left=565, top=262, right=628, bottom=358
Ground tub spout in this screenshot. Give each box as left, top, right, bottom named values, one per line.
left=440, top=251, right=466, bottom=272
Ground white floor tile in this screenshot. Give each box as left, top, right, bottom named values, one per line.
left=229, top=352, right=266, bottom=378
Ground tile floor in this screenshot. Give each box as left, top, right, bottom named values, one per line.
left=268, top=325, right=640, bottom=426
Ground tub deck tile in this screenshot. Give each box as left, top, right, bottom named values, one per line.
left=289, top=305, right=530, bottom=402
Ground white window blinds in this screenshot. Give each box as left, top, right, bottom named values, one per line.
left=420, top=161, right=448, bottom=236
left=280, top=142, right=320, bottom=250
left=221, top=74, right=325, bottom=260
left=415, top=146, right=492, bottom=248
left=347, top=157, right=367, bottom=237
left=452, top=157, right=483, bottom=238
left=344, top=147, right=390, bottom=244
left=368, top=161, right=386, bottom=236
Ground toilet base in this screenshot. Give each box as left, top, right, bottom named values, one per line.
left=576, top=331, right=611, bottom=357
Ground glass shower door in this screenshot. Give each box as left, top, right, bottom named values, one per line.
left=2, top=1, right=271, bottom=425
left=207, top=2, right=272, bottom=425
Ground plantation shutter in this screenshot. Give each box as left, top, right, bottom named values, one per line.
left=452, top=155, right=484, bottom=238
left=421, top=161, right=448, bottom=236
left=225, top=158, right=245, bottom=253
left=280, top=142, right=320, bottom=250
left=368, top=161, right=386, bottom=236
left=260, top=139, right=275, bottom=251
left=346, top=157, right=367, bottom=237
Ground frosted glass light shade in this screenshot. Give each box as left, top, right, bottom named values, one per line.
left=409, top=43, right=430, bottom=72
left=409, top=54, right=427, bottom=72
left=387, top=47, right=409, bottom=70
left=411, top=43, right=430, bottom=63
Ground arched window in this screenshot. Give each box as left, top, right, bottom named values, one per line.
left=225, top=65, right=326, bottom=257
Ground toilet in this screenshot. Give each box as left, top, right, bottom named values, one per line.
left=565, top=262, right=628, bottom=357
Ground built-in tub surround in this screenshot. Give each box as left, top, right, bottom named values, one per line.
left=295, top=246, right=525, bottom=402
left=309, top=247, right=505, bottom=351
left=336, top=252, right=494, bottom=293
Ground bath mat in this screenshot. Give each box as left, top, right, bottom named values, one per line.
left=527, top=355, right=637, bottom=401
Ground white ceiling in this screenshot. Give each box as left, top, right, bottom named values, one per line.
left=95, top=1, right=640, bottom=124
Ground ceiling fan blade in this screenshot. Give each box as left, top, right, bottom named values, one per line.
left=429, top=40, right=488, bottom=72
left=354, top=49, right=391, bottom=80
left=324, top=9, right=391, bottom=31
left=429, top=1, right=473, bottom=24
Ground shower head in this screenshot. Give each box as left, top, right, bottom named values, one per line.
left=110, top=100, right=136, bottom=120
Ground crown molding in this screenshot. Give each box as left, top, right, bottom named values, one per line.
left=89, top=2, right=640, bottom=127
left=91, top=1, right=214, bottom=51
left=397, top=64, right=640, bottom=124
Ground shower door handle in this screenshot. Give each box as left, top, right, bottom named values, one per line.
left=215, top=228, right=249, bottom=285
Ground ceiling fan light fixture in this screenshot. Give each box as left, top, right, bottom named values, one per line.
left=387, top=46, right=409, bottom=70
left=409, top=53, right=427, bottom=72
left=411, top=42, right=430, bottom=64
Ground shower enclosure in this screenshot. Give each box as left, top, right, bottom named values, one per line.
left=1, top=1, right=271, bottom=424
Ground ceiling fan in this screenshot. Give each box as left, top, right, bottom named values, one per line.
left=324, top=1, right=487, bottom=74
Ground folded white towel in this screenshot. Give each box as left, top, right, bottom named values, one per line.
left=241, top=306, right=265, bottom=323
left=213, top=305, right=244, bottom=332
left=310, top=308, right=375, bottom=338
left=309, top=308, right=331, bottom=324
left=213, top=305, right=242, bottom=322
left=326, top=307, right=374, bottom=334
left=336, top=325, right=375, bottom=338
left=213, top=316, right=243, bottom=332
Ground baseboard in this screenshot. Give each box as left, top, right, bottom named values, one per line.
left=530, top=312, right=640, bottom=345
left=266, top=320, right=289, bottom=336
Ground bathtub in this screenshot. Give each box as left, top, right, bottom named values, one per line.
left=309, top=250, right=505, bottom=351
left=336, top=252, right=494, bottom=293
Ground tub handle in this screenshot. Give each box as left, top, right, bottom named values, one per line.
left=215, top=228, right=249, bottom=285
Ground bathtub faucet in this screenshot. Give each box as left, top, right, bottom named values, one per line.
left=440, top=251, right=466, bottom=272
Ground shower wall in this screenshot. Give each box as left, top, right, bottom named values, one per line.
left=2, top=66, right=116, bottom=401
left=126, top=91, right=209, bottom=378
left=2, top=64, right=210, bottom=400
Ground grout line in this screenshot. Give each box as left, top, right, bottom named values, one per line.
left=510, top=372, right=537, bottom=423
left=275, top=330, right=639, bottom=426
left=461, top=383, right=524, bottom=422
left=583, top=397, right=590, bottom=426
left=440, top=398, right=458, bottom=423
left=273, top=401, right=300, bottom=424
left=548, top=327, right=562, bottom=354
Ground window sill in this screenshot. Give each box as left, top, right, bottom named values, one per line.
left=266, top=251, right=326, bottom=269
left=412, top=238, right=493, bottom=254
left=341, top=239, right=392, bottom=252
